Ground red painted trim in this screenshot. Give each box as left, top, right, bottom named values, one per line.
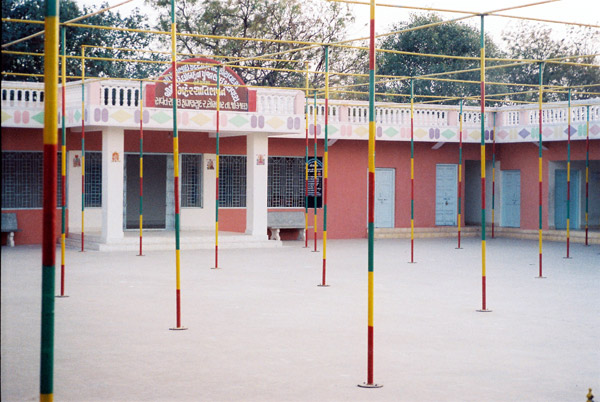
left=368, top=171, right=375, bottom=223
left=145, top=84, right=156, bottom=107
left=174, top=176, right=180, bottom=214
left=248, top=90, right=257, bottom=112
left=482, top=276, right=486, bottom=311
left=367, top=325, right=374, bottom=384
left=176, top=288, right=181, bottom=328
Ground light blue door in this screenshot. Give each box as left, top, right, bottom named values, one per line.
left=435, top=164, right=458, bottom=226
left=501, top=170, right=521, bottom=227
left=555, top=169, right=580, bottom=229
left=375, top=168, right=395, bottom=228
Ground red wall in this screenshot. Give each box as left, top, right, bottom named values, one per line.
left=1, top=209, right=65, bottom=246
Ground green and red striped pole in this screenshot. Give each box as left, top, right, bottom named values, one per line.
left=213, top=65, right=221, bottom=269
left=169, top=0, right=185, bottom=330
left=313, top=91, right=318, bottom=253
left=41, top=0, right=59, bottom=399
left=565, top=88, right=572, bottom=259
left=491, top=112, right=496, bottom=239
left=58, top=26, right=68, bottom=297
left=585, top=105, right=590, bottom=246
left=320, top=46, right=330, bottom=286
left=138, top=79, right=144, bottom=256
left=80, top=46, right=85, bottom=252
left=477, top=15, right=490, bottom=313
left=358, top=0, right=382, bottom=388
left=537, top=63, right=545, bottom=278
left=457, top=99, right=463, bottom=250
left=304, top=62, right=309, bottom=248
left=409, top=79, right=416, bottom=263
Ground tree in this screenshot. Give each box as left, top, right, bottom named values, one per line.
left=2, top=0, right=166, bottom=81
left=148, top=0, right=358, bottom=90
left=377, top=13, right=507, bottom=105
left=502, top=23, right=600, bottom=102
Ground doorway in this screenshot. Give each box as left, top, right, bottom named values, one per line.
left=435, top=164, right=457, bottom=226
left=125, top=154, right=167, bottom=229
left=375, top=168, right=395, bottom=228
left=501, top=170, right=521, bottom=227
left=554, top=169, right=580, bottom=230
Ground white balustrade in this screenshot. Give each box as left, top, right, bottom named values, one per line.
left=100, top=82, right=140, bottom=107
left=1, top=83, right=45, bottom=108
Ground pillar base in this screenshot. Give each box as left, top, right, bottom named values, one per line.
left=358, top=382, right=383, bottom=388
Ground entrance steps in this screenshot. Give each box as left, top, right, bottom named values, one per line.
left=62, top=230, right=282, bottom=252
left=375, top=226, right=600, bottom=245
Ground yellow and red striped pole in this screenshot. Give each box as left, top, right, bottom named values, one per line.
left=80, top=45, right=85, bottom=252
left=58, top=26, right=68, bottom=298
left=409, top=79, right=416, bottom=263
left=585, top=105, right=590, bottom=246
left=313, top=91, right=319, bottom=253
left=304, top=62, right=309, bottom=248
left=358, top=0, right=382, bottom=388
left=536, top=63, right=545, bottom=278
left=213, top=64, right=221, bottom=269
left=565, top=88, right=572, bottom=259
left=457, top=99, right=463, bottom=250
left=319, top=46, right=330, bottom=286
left=41, top=0, right=59, bottom=399
left=477, top=15, right=491, bottom=313
left=491, top=112, right=496, bottom=239
left=138, top=79, right=144, bottom=256
left=169, top=0, right=186, bottom=330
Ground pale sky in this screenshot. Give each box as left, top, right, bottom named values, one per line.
left=75, top=0, right=599, bottom=46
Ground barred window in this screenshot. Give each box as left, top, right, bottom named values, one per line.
left=181, top=154, right=203, bottom=207
left=268, top=156, right=305, bottom=208
left=84, top=152, right=102, bottom=207
left=219, top=155, right=246, bottom=207
left=2, top=152, right=63, bottom=209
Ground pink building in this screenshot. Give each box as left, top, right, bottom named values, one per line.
left=2, top=59, right=599, bottom=247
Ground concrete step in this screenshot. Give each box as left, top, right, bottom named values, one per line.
left=62, top=231, right=282, bottom=252
left=374, top=226, right=600, bottom=245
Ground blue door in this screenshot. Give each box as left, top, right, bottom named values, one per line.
left=501, top=170, right=521, bottom=227
left=435, top=164, right=458, bottom=226
left=555, top=169, right=580, bottom=229
left=375, top=168, right=395, bottom=228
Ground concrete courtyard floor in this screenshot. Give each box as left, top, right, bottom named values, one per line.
left=2, top=237, right=599, bottom=401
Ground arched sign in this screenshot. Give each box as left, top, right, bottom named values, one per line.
left=152, top=58, right=249, bottom=111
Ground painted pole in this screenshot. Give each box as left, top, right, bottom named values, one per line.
left=313, top=91, right=318, bottom=253
left=169, top=0, right=186, bottom=330
left=409, top=79, right=416, bottom=263
left=213, top=65, right=221, bottom=269
left=320, top=46, right=330, bottom=286
left=585, top=105, right=590, bottom=246
left=304, top=62, right=309, bottom=248
left=40, top=0, right=59, bottom=399
left=138, top=80, right=144, bottom=256
left=358, top=0, right=382, bottom=388
left=537, top=63, right=545, bottom=278
left=80, top=46, right=85, bottom=252
left=457, top=99, right=463, bottom=250
left=491, top=112, right=496, bottom=239
left=58, top=26, right=68, bottom=297
left=477, top=15, right=490, bottom=313
left=565, top=88, right=572, bottom=259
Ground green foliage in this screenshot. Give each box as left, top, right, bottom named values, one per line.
left=377, top=13, right=506, bottom=105
left=502, top=23, right=600, bottom=102
left=2, top=0, right=166, bottom=81
left=148, top=0, right=358, bottom=90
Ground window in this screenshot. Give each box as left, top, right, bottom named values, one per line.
left=2, top=151, right=62, bottom=209
left=181, top=154, right=203, bottom=207
left=84, top=152, right=102, bottom=207
left=219, top=155, right=246, bottom=207
left=268, top=156, right=305, bottom=208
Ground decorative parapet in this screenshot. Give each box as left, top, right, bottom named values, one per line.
left=2, top=79, right=599, bottom=143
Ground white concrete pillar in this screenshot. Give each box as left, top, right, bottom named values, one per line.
left=67, top=150, right=82, bottom=232
left=245, top=132, right=269, bottom=239
left=101, top=127, right=125, bottom=243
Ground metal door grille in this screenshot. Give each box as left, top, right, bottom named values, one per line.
left=85, top=152, right=102, bottom=207
left=268, top=156, right=305, bottom=207
left=181, top=154, right=203, bottom=207
left=219, top=155, right=246, bottom=207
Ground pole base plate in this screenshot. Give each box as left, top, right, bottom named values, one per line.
left=317, top=284, right=330, bottom=287
left=169, top=327, right=188, bottom=331
left=408, top=261, right=417, bottom=264
left=211, top=267, right=221, bottom=270
left=358, top=382, right=383, bottom=388
left=563, top=257, right=572, bottom=259
left=55, top=295, right=69, bottom=298
left=455, top=247, right=463, bottom=250
left=476, top=309, right=493, bottom=313
left=535, top=276, right=547, bottom=279
left=137, top=254, right=144, bottom=257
